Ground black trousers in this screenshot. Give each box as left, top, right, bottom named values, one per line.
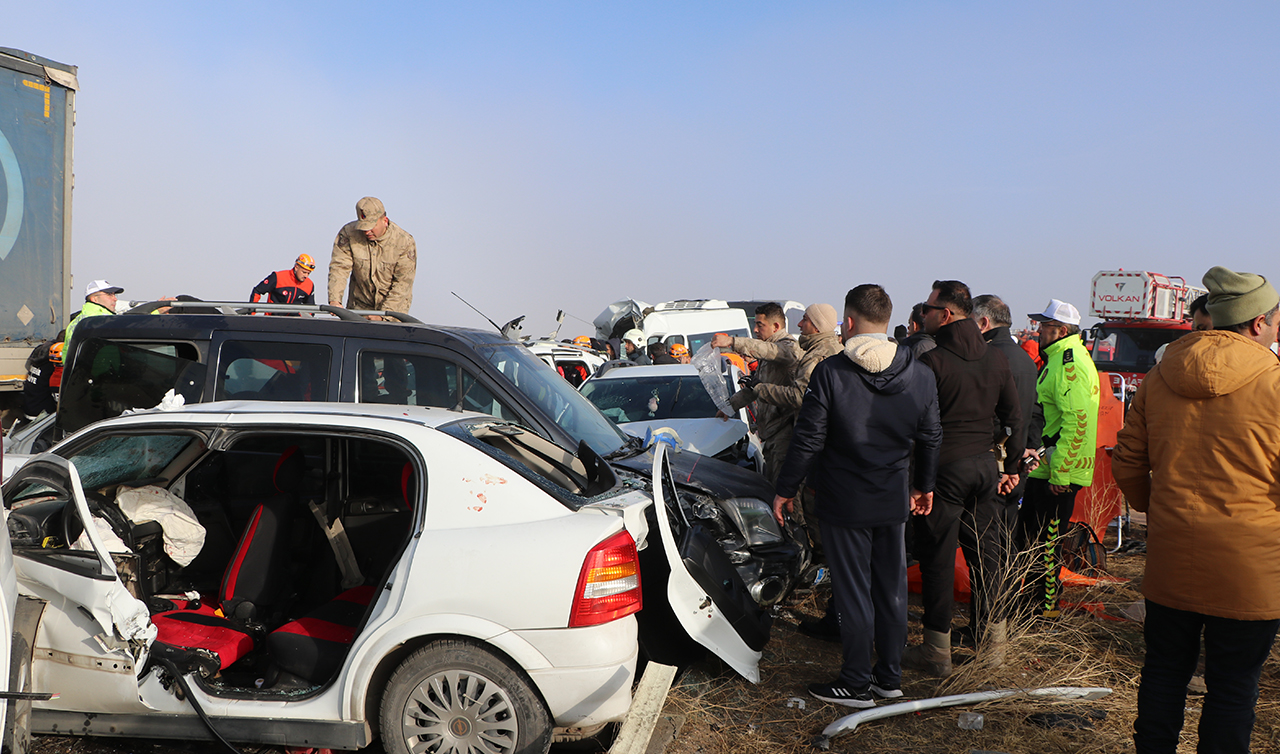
left=1015, top=477, right=1079, bottom=617
left=823, top=520, right=907, bottom=688
left=912, top=453, right=1002, bottom=635
left=1135, top=600, right=1279, bottom=754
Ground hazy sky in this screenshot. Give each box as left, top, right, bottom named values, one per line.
left=10, top=2, right=1279, bottom=337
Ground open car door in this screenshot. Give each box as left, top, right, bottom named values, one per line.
left=4, top=457, right=155, bottom=674
left=649, top=443, right=764, bottom=682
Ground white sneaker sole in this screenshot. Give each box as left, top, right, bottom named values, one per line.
left=870, top=684, right=904, bottom=699
left=809, top=691, right=876, bottom=709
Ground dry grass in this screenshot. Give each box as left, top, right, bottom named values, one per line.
left=661, top=521, right=1280, bottom=754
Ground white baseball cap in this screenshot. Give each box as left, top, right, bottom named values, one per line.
left=86, top=279, right=124, bottom=297
left=1029, top=299, right=1081, bottom=326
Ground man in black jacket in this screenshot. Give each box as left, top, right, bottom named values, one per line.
left=774, top=284, right=942, bottom=708
left=907, top=280, right=1023, bottom=677
left=973, top=295, right=1045, bottom=528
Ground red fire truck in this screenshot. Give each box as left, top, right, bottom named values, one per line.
left=1087, top=270, right=1206, bottom=402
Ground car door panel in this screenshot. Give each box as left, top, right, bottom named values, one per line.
left=649, top=444, right=762, bottom=682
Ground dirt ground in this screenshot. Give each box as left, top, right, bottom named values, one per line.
left=658, top=521, right=1280, bottom=754
left=29, top=518, right=1280, bottom=754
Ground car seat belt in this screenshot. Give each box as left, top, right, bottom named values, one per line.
left=308, top=501, right=364, bottom=591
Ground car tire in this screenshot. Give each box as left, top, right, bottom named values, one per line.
left=379, top=639, right=552, bottom=754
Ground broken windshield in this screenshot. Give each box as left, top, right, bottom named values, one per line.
left=581, top=374, right=726, bottom=424
left=478, top=344, right=629, bottom=456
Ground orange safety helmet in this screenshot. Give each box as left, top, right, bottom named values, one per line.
left=49, top=342, right=65, bottom=364
left=295, top=254, right=317, bottom=271
left=722, top=352, right=748, bottom=373
left=573, top=335, right=593, bottom=348
left=669, top=343, right=689, bottom=358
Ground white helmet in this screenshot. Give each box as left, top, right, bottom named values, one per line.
left=622, top=329, right=645, bottom=348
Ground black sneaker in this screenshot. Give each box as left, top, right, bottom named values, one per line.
left=808, top=681, right=876, bottom=708
left=868, top=674, right=904, bottom=699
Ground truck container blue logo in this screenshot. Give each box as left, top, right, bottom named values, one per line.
left=0, top=125, right=23, bottom=261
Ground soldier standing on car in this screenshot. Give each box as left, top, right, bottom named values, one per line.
left=328, top=197, right=417, bottom=321
left=712, top=302, right=801, bottom=484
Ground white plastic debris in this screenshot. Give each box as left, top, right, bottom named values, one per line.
left=786, top=697, right=807, bottom=710
left=155, top=388, right=186, bottom=411
left=691, top=344, right=734, bottom=416
left=818, top=686, right=1112, bottom=742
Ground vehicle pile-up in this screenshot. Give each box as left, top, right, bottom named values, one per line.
left=0, top=296, right=811, bottom=754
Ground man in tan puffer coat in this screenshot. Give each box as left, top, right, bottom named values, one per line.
left=1113, top=265, right=1280, bottom=754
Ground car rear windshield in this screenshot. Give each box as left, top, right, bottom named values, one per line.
left=478, top=344, right=629, bottom=456
left=682, top=329, right=750, bottom=353
left=581, top=374, right=727, bottom=424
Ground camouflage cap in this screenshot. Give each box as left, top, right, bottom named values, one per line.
left=355, top=196, right=386, bottom=231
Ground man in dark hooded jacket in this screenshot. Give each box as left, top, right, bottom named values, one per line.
left=907, top=280, right=1023, bottom=677
left=774, top=284, right=941, bottom=708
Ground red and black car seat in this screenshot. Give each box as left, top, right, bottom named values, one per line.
left=266, top=586, right=375, bottom=684
left=150, top=446, right=306, bottom=669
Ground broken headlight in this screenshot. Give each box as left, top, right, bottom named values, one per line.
left=720, top=497, right=784, bottom=547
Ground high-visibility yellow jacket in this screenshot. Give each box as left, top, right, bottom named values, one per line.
left=1030, top=333, right=1100, bottom=486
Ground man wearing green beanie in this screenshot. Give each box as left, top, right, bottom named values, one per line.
left=1113, top=266, right=1280, bottom=753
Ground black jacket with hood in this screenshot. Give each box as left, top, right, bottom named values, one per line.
left=775, top=334, right=942, bottom=529
left=919, top=318, right=1024, bottom=471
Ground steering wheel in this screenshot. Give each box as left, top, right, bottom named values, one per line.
left=60, top=500, right=84, bottom=549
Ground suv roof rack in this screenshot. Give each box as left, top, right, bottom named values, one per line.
left=124, top=300, right=423, bottom=324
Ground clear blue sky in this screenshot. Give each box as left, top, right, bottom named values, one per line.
left=10, top=2, right=1279, bottom=336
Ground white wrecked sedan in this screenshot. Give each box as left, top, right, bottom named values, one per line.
left=0, top=402, right=760, bottom=753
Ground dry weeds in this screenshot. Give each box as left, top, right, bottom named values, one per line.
left=661, top=521, right=1280, bottom=754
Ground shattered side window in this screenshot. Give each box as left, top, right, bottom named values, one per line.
left=57, top=434, right=199, bottom=490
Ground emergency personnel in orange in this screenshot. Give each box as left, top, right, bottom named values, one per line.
left=251, top=254, right=317, bottom=306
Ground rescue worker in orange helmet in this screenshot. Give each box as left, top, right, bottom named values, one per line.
left=573, top=335, right=593, bottom=348
left=669, top=343, right=691, bottom=363
left=252, top=254, right=317, bottom=306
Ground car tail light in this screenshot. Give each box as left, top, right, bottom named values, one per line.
left=569, top=530, right=642, bottom=627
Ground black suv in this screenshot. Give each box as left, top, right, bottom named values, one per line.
left=53, top=302, right=809, bottom=658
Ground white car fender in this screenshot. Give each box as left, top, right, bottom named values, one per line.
left=340, top=611, right=555, bottom=720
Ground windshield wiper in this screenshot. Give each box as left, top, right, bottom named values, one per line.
left=603, top=434, right=646, bottom=460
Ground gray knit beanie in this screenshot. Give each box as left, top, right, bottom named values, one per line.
left=1203, top=266, right=1280, bottom=328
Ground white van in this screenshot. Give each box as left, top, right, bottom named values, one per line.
left=641, top=300, right=753, bottom=352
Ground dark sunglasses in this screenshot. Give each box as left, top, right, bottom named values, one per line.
left=920, top=303, right=949, bottom=313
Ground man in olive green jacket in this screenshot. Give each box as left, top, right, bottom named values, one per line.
left=711, top=302, right=800, bottom=484
left=328, top=197, right=417, bottom=319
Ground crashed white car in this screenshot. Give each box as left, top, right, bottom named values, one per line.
left=0, top=402, right=761, bottom=752
left=579, top=364, right=765, bottom=475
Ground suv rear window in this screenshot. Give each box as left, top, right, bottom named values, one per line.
left=216, top=341, right=331, bottom=402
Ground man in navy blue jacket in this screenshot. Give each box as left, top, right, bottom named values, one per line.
left=774, top=284, right=942, bottom=708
